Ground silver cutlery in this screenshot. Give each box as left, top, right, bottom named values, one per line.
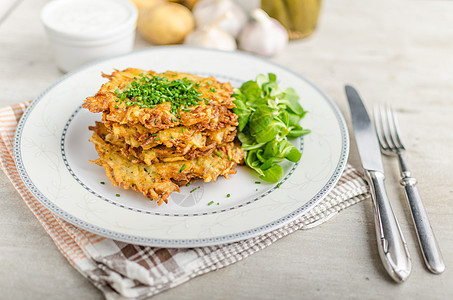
left=345, top=85, right=411, bottom=283
left=374, top=105, right=445, bottom=274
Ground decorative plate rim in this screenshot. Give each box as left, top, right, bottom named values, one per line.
left=13, top=46, right=349, bottom=247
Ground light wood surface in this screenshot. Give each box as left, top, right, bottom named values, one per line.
left=1, top=0, right=452, bottom=299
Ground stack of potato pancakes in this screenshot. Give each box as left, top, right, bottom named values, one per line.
left=83, top=68, right=245, bottom=205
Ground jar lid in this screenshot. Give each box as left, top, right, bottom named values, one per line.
left=41, top=0, right=138, bottom=42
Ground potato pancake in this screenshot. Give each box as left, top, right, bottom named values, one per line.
left=91, top=121, right=237, bottom=164
left=103, top=120, right=237, bottom=151
left=83, top=69, right=245, bottom=205
left=83, top=68, right=237, bottom=130
left=89, top=130, right=245, bottom=205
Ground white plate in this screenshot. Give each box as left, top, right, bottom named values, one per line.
left=14, top=46, right=349, bottom=247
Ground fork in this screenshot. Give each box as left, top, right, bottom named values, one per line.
left=374, top=105, right=445, bottom=274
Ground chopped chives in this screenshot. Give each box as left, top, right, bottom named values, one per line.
left=182, top=128, right=185, bottom=133
left=152, top=133, right=157, bottom=136
left=190, top=186, right=200, bottom=193
left=179, top=164, right=186, bottom=173
left=208, top=201, right=214, bottom=206
left=227, top=155, right=231, bottom=161
left=227, top=194, right=230, bottom=198
left=114, top=74, right=203, bottom=118
left=116, top=194, right=120, bottom=197
left=155, top=138, right=160, bottom=141
left=215, top=151, right=222, bottom=157
left=100, top=182, right=105, bottom=184
left=255, top=181, right=261, bottom=184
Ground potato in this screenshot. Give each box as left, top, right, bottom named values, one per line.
left=128, top=0, right=163, bottom=10
left=168, top=0, right=200, bottom=9
left=137, top=2, right=195, bottom=45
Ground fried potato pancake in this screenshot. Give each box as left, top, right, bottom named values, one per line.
left=83, top=68, right=238, bottom=130
left=84, top=69, right=245, bottom=205
left=103, top=120, right=237, bottom=151
left=89, top=130, right=246, bottom=205
left=91, top=121, right=237, bottom=164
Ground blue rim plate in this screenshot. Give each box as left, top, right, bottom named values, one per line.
left=14, top=46, right=349, bottom=247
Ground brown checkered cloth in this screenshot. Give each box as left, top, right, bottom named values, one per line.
left=0, top=102, right=369, bottom=299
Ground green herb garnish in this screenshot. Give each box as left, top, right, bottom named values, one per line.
left=208, top=201, right=214, bottom=206
left=180, top=164, right=186, bottom=173
left=190, top=186, right=200, bottom=193
left=233, top=73, right=310, bottom=183
left=114, top=74, right=203, bottom=117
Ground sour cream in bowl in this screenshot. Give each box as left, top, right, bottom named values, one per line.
left=41, top=0, right=138, bottom=72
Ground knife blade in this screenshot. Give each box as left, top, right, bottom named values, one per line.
left=345, top=85, right=412, bottom=282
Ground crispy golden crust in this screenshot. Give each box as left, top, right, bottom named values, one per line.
left=84, top=69, right=245, bottom=205
left=103, top=120, right=237, bottom=150
left=91, top=121, right=237, bottom=164
left=89, top=130, right=246, bottom=205
left=82, top=68, right=238, bottom=130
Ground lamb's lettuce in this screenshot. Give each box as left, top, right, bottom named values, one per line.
left=233, top=73, right=310, bottom=183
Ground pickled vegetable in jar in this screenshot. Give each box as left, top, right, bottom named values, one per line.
left=261, top=0, right=321, bottom=40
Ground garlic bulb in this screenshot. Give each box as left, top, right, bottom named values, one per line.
left=238, top=8, right=288, bottom=57
left=192, top=0, right=247, bottom=38
left=184, top=24, right=237, bottom=51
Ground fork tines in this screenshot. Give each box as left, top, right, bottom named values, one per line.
left=374, top=105, right=405, bottom=155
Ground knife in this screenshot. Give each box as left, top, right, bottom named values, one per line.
left=345, top=85, right=411, bottom=282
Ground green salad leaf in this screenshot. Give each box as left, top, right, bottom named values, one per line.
left=233, top=73, right=310, bottom=183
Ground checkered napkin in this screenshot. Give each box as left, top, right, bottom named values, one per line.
left=0, top=102, right=370, bottom=299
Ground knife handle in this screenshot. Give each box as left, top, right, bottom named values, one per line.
left=365, top=169, right=412, bottom=282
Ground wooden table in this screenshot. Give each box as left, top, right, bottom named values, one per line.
left=1, top=0, right=452, bottom=299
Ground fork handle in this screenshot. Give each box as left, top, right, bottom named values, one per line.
left=401, top=177, right=446, bottom=274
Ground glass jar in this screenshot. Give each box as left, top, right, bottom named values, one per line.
left=261, top=0, right=322, bottom=40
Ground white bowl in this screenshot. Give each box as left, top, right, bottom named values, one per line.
left=41, top=0, right=138, bottom=72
